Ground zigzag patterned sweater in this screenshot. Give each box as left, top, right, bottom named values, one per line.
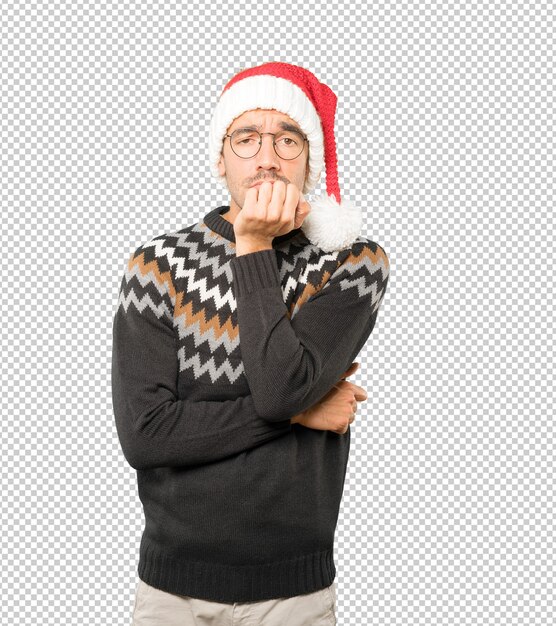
left=111, top=204, right=390, bottom=603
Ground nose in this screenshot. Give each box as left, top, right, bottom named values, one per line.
left=255, top=134, right=281, bottom=170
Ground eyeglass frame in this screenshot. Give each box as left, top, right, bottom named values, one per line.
left=224, top=129, right=308, bottom=160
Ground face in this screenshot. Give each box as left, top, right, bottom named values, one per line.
left=217, top=108, right=310, bottom=224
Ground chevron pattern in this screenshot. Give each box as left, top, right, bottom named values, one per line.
left=116, top=216, right=389, bottom=385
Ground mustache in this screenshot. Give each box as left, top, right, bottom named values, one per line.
left=249, top=175, right=289, bottom=185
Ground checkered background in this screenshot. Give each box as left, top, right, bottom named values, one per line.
left=1, top=1, right=553, bottom=624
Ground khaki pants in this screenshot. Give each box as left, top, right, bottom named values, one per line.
left=131, top=578, right=337, bottom=626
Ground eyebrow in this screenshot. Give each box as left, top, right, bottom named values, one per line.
left=231, top=121, right=303, bottom=134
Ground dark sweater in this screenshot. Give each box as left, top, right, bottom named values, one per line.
left=111, top=205, right=390, bottom=603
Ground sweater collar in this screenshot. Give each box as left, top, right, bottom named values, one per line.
left=203, top=205, right=305, bottom=245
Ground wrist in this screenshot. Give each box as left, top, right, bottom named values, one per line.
left=235, top=237, right=273, bottom=256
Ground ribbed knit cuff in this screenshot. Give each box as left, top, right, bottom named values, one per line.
left=230, top=249, right=282, bottom=297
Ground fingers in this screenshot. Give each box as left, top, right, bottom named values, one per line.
left=336, top=379, right=368, bottom=402
left=342, top=362, right=359, bottom=377
left=264, top=181, right=299, bottom=223
left=247, top=181, right=303, bottom=238
left=243, top=186, right=260, bottom=213
left=294, top=194, right=311, bottom=229
left=353, top=388, right=368, bottom=401
left=283, top=182, right=300, bottom=226
left=257, top=181, right=275, bottom=217
left=262, top=180, right=285, bottom=216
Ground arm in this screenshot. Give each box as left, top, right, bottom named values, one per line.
left=229, top=239, right=389, bottom=421
left=111, top=247, right=292, bottom=471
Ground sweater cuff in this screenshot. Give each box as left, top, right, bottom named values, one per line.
left=230, top=249, right=282, bottom=297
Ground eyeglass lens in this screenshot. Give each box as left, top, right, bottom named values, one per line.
left=229, top=129, right=305, bottom=159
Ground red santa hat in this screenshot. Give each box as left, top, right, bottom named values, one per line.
left=208, top=62, right=362, bottom=253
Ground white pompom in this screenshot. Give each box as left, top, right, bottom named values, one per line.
left=301, top=193, right=363, bottom=253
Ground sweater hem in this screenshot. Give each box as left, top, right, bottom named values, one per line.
left=137, top=537, right=336, bottom=603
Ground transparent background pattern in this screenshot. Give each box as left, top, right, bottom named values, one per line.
left=1, top=1, right=554, bottom=624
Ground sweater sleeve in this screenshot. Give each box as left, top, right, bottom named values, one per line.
left=229, top=239, right=390, bottom=422
left=111, top=245, right=292, bottom=471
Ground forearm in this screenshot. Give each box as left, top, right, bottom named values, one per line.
left=229, top=244, right=385, bottom=420
left=112, top=386, right=292, bottom=470
left=236, top=240, right=312, bottom=425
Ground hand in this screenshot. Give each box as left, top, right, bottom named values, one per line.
left=292, top=362, right=368, bottom=435
left=233, top=180, right=311, bottom=243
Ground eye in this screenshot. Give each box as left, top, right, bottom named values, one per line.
left=276, top=133, right=300, bottom=146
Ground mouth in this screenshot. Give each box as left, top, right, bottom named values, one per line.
left=250, top=180, right=276, bottom=188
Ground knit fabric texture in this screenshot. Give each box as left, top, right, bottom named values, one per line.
left=111, top=205, right=390, bottom=603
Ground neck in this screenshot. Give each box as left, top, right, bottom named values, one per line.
left=222, top=202, right=240, bottom=225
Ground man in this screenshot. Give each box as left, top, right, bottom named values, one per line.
left=112, top=62, right=390, bottom=626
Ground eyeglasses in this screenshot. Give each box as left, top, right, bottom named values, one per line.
left=224, top=129, right=307, bottom=160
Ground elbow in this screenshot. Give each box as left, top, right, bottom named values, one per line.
left=247, top=382, right=318, bottom=423
left=118, top=435, right=149, bottom=469
left=120, top=448, right=143, bottom=471
left=248, top=355, right=320, bottom=422
left=119, top=438, right=162, bottom=471
left=117, top=431, right=149, bottom=470
left=114, top=413, right=156, bottom=471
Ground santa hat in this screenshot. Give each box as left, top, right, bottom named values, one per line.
left=208, top=62, right=362, bottom=253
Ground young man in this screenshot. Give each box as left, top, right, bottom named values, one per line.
left=112, top=62, right=390, bottom=626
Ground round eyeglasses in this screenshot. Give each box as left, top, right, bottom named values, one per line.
left=225, top=129, right=307, bottom=160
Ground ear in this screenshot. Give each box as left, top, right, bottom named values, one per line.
left=217, top=153, right=226, bottom=177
